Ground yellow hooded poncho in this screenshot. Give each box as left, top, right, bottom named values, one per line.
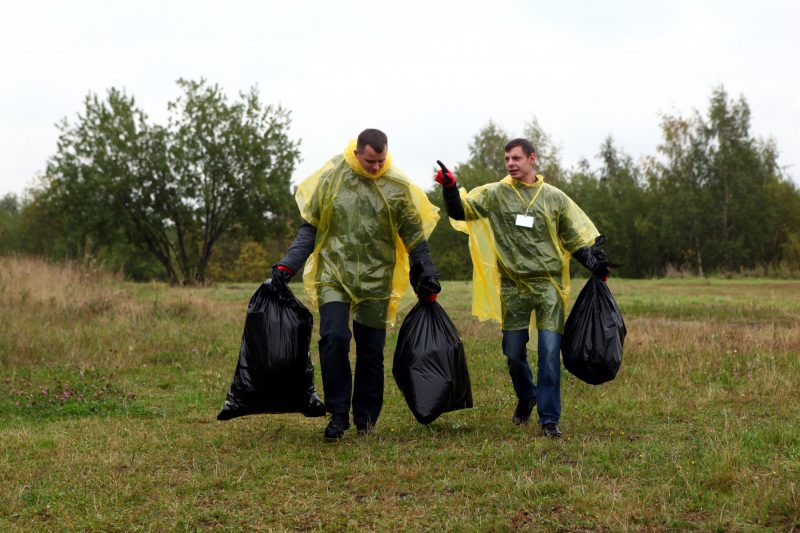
left=294, top=141, right=439, bottom=329
left=452, top=175, right=599, bottom=332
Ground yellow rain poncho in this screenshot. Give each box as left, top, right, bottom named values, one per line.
left=294, top=141, right=439, bottom=329
left=452, top=176, right=598, bottom=332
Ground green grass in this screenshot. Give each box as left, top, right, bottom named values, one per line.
left=1, top=258, right=799, bottom=531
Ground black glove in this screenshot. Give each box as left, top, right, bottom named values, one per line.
left=574, top=236, right=615, bottom=280
left=592, top=257, right=611, bottom=280
left=269, top=264, right=293, bottom=291
left=417, top=276, right=442, bottom=302
left=410, top=260, right=441, bottom=302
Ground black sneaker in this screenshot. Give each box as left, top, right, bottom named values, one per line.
left=324, top=414, right=350, bottom=441
left=541, top=423, right=563, bottom=439
left=512, top=399, right=535, bottom=425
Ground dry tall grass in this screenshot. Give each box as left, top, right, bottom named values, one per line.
left=0, top=256, right=127, bottom=311
left=0, top=257, right=236, bottom=369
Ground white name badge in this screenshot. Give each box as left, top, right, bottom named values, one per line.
left=515, top=214, right=534, bottom=228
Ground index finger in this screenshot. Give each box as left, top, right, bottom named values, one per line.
left=436, top=160, right=450, bottom=174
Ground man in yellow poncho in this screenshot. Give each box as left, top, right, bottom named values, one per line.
left=273, top=129, right=441, bottom=440
left=435, top=138, right=611, bottom=438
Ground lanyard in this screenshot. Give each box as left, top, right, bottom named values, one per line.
left=510, top=180, right=544, bottom=215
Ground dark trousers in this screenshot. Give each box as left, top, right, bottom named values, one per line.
left=319, top=302, right=387, bottom=429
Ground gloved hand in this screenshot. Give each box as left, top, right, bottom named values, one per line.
left=416, top=277, right=442, bottom=302
left=592, top=257, right=611, bottom=281
left=573, top=236, right=614, bottom=281
left=269, top=264, right=293, bottom=290
left=435, top=160, right=456, bottom=188
left=410, top=261, right=442, bottom=302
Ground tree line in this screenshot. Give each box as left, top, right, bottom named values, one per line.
left=1, top=83, right=799, bottom=282
left=429, top=87, right=800, bottom=279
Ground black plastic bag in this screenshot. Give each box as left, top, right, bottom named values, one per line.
left=561, top=276, right=627, bottom=385
left=217, top=280, right=325, bottom=420
left=392, top=300, right=473, bottom=424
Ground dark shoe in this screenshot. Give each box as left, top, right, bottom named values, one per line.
left=512, top=399, right=535, bottom=425
left=324, top=414, right=350, bottom=441
left=541, top=423, right=563, bottom=439
left=301, top=393, right=327, bottom=417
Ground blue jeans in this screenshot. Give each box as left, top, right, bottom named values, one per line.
left=502, top=329, right=562, bottom=426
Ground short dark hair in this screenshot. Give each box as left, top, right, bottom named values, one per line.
left=357, top=129, right=388, bottom=153
left=504, top=138, right=536, bottom=156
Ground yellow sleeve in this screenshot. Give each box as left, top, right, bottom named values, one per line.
left=449, top=185, right=502, bottom=323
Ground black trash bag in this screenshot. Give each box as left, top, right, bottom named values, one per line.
left=392, top=300, right=473, bottom=424
left=217, top=279, right=325, bottom=420
left=561, top=276, right=627, bottom=385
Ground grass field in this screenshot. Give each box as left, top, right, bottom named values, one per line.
left=1, top=257, right=799, bottom=531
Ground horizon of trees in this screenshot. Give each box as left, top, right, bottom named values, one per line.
left=2, top=85, right=799, bottom=282
left=427, top=87, right=800, bottom=279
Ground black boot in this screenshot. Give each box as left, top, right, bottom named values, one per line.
left=512, top=398, right=535, bottom=425
left=541, top=423, right=563, bottom=439
left=324, top=413, right=350, bottom=441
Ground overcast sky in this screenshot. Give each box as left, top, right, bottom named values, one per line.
left=2, top=0, right=799, bottom=197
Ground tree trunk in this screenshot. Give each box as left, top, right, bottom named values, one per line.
left=695, top=235, right=704, bottom=277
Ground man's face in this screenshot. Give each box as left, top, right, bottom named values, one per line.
left=504, top=146, right=536, bottom=180
left=354, top=145, right=387, bottom=175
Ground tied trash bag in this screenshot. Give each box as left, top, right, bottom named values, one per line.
left=392, top=300, right=473, bottom=424
left=217, top=279, right=325, bottom=420
left=561, top=276, right=627, bottom=385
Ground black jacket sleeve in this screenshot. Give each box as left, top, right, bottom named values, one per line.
left=276, top=222, right=317, bottom=274
left=441, top=185, right=466, bottom=221
left=408, top=240, right=436, bottom=273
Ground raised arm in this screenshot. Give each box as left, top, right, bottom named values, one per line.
left=435, top=160, right=466, bottom=221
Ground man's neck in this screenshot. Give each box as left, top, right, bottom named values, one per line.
left=513, top=172, right=537, bottom=185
